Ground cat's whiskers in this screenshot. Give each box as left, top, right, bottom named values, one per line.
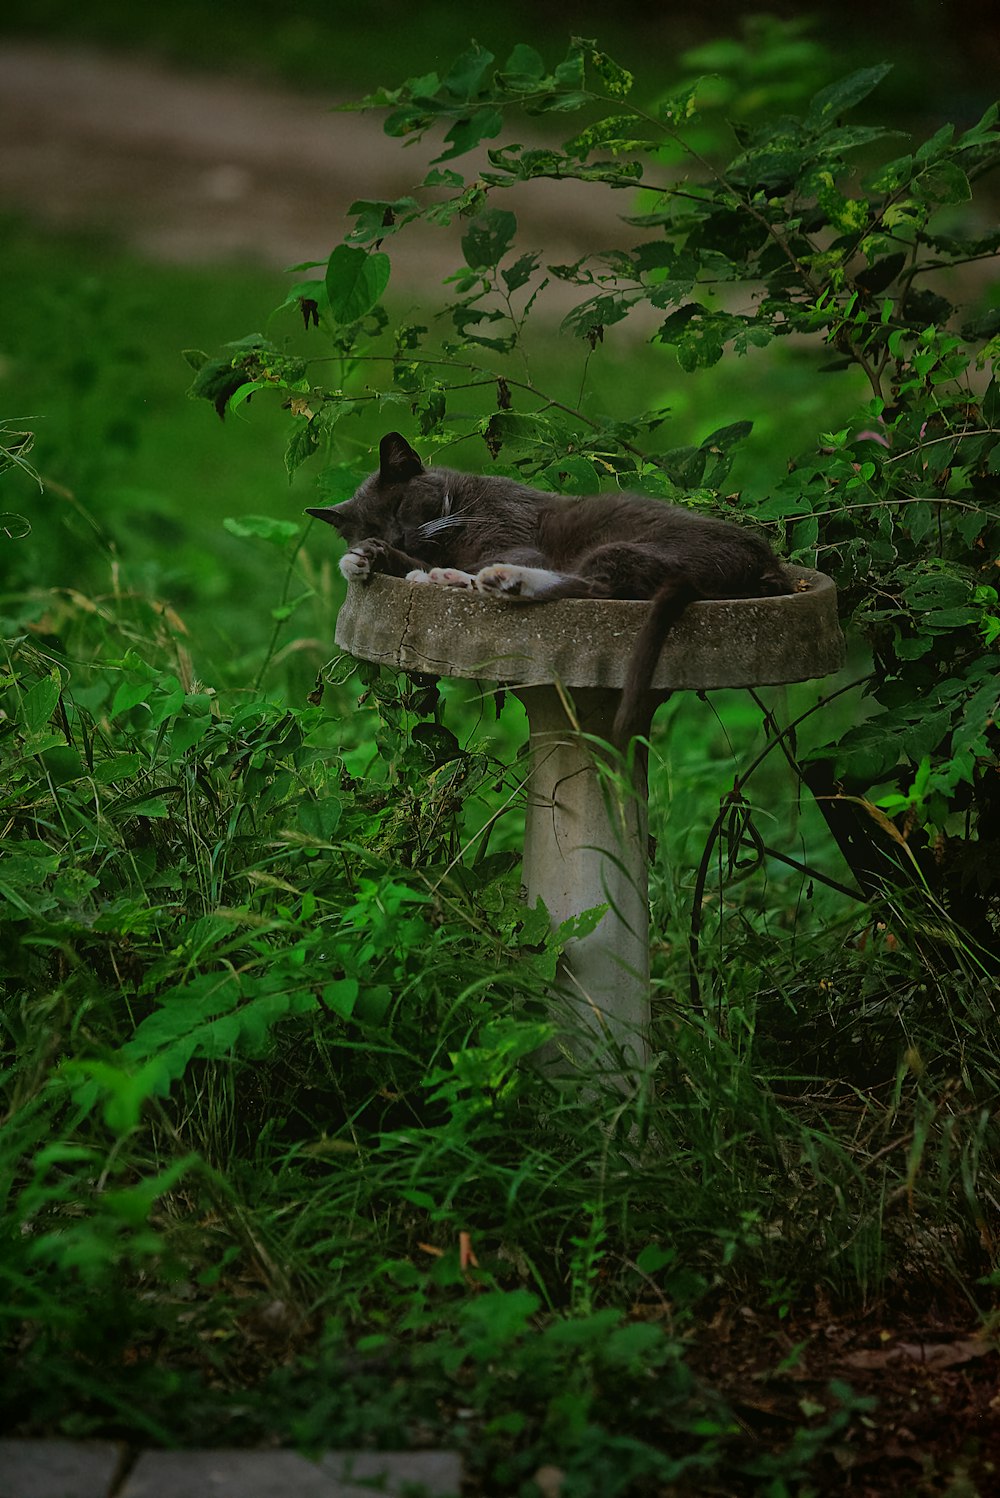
left=417, top=512, right=468, bottom=540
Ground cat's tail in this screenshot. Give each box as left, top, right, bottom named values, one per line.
left=613, top=579, right=698, bottom=748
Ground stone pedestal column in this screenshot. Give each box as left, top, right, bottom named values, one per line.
left=515, top=684, right=658, bottom=1072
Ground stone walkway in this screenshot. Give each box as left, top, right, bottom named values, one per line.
left=0, top=1441, right=462, bottom=1498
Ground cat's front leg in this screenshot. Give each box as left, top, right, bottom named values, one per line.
left=425, top=563, right=476, bottom=587
left=405, top=567, right=474, bottom=587
left=339, top=538, right=425, bottom=583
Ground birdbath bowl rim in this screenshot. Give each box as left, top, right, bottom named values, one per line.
left=334, top=565, right=845, bottom=691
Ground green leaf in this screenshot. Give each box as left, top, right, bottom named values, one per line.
left=21, top=671, right=61, bottom=736
left=223, top=514, right=301, bottom=545
left=635, top=1243, right=676, bottom=1275
left=497, top=44, right=546, bottom=91
left=270, top=589, right=315, bottom=623
left=271, top=278, right=328, bottom=317
left=325, top=245, right=391, bottom=323
left=807, top=64, right=893, bottom=125
left=296, top=796, right=343, bottom=842
left=537, top=456, right=601, bottom=494
left=117, top=796, right=171, bottom=820
left=914, top=160, right=972, bottom=205
left=90, top=753, right=144, bottom=784
left=321, top=979, right=359, bottom=1019
left=462, top=208, right=518, bottom=269
left=226, top=380, right=272, bottom=415
left=434, top=108, right=504, bottom=162
left=915, top=123, right=955, bottom=163
left=285, top=421, right=319, bottom=479
left=501, top=252, right=539, bottom=292
left=700, top=421, right=753, bottom=454
left=565, top=113, right=655, bottom=160
left=169, top=712, right=212, bottom=756
left=590, top=48, right=633, bottom=99
left=40, top=746, right=84, bottom=785
left=440, top=43, right=495, bottom=102
left=111, top=679, right=151, bottom=719
left=410, top=722, right=462, bottom=766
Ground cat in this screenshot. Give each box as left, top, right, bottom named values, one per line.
left=306, top=432, right=792, bottom=745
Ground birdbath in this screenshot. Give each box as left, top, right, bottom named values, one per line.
left=335, top=568, right=845, bottom=1079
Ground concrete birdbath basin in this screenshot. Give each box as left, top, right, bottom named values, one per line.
left=336, top=567, right=845, bottom=1077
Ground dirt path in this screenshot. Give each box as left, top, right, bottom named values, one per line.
left=0, top=40, right=627, bottom=289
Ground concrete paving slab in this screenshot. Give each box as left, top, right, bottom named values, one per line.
left=0, top=1439, right=122, bottom=1498
left=120, top=1448, right=462, bottom=1498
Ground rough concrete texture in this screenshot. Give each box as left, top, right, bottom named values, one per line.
left=0, top=1444, right=460, bottom=1498
left=335, top=567, right=845, bottom=691
left=120, top=1448, right=462, bottom=1498
left=0, top=1440, right=122, bottom=1498
left=517, top=685, right=653, bottom=1069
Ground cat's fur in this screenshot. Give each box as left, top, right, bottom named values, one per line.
left=307, top=432, right=792, bottom=744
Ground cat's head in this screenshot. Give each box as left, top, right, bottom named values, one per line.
left=305, top=433, right=460, bottom=554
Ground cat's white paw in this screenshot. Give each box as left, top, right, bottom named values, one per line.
left=406, top=569, right=431, bottom=583
left=340, top=549, right=370, bottom=582
left=474, top=564, right=561, bottom=598
left=426, top=567, right=476, bottom=588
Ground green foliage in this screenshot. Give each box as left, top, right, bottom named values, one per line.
left=5, top=20, right=1000, bottom=1489
left=189, top=32, right=1000, bottom=949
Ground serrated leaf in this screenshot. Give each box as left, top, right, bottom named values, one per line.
left=321, top=978, right=358, bottom=1019
left=285, top=421, right=319, bottom=479
left=325, top=245, right=391, bottom=323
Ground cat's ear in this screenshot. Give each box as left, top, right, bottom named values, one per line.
left=305, top=500, right=358, bottom=534
left=379, top=432, right=424, bottom=483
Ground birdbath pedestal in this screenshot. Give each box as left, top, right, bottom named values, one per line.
left=335, top=569, right=845, bottom=1077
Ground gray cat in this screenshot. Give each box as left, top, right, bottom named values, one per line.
left=307, top=432, right=791, bottom=743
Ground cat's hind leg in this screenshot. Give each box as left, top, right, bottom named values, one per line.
left=474, top=563, right=581, bottom=599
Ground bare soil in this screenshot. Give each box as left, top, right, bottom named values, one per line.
left=0, top=40, right=629, bottom=292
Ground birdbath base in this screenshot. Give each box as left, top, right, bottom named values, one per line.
left=335, top=569, right=845, bottom=1081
